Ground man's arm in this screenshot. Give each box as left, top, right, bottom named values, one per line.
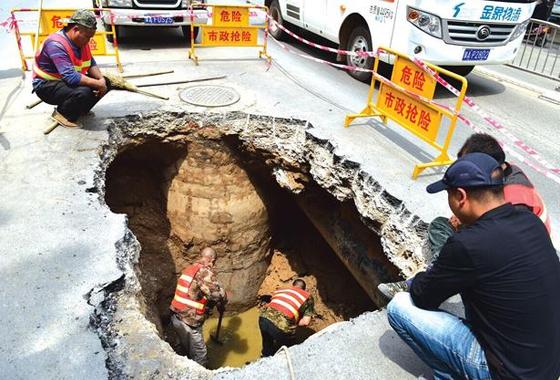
left=46, top=42, right=105, bottom=93
left=197, top=268, right=227, bottom=304
left=410, top=237, right=477, bottom=309
left=86, top=65, right=107, bottom=97
left=298, top=297, right=315, bottom=327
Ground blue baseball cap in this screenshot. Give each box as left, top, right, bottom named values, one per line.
left=426, top=152, right=503, bottom=194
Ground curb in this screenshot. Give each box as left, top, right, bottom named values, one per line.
left=473, top=66, right=560, bottom=105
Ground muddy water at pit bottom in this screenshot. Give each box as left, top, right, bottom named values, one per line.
left=203, top=306, right=263, bottom=369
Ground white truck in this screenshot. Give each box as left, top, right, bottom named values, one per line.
left=266, top=0, right=537, bottom=81
left=93, top=0, right=209, bottom=42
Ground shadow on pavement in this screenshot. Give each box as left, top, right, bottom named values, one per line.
left=0, top=68, right=24, bottom=80
left=379, top=329, right=433, bottom=378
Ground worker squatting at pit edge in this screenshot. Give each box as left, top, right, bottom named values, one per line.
left=259, top=279, right=315, bottom=357
left=169, top=247, right=227, bottom=367
left=32, top=9, right=110, bottom=128
left=387, top=153, right=560, bottom=379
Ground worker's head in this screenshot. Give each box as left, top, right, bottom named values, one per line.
left=200, top=247, right=217, bottom=267
left=64, top=10, right=97, bottom=48
left=292, top=279, right=307, bottom=290
left=427, top=153, right=505, bottom=225
left=458, top=133, right=506, bottom=167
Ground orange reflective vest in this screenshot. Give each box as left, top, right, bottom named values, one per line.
left=268, top=287, right=310, bottom=322
left=170, top=263, right=208, bottom=315
left=504, top=184, right=551, bottom=233
left=32, top=32, right=92, bottom=81
left=504, top=164, right=551, bottom=234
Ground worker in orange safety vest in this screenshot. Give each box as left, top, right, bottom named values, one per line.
left=169, top=247, right=227, bottom=367
left=32, top=9, right=109, bottom=128
left=259, top=279, right=315, bottom=357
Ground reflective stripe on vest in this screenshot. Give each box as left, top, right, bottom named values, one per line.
left=268, top=287, right=310, bottom=321
left=170, top=263, right=208, bottom=314
left=32, top=32, right=93, bottom=81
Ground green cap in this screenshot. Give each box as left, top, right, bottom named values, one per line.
left=68, top=9, right=97, bottom=30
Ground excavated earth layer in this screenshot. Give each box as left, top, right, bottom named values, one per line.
left=91, top=111, right=431, bottom=379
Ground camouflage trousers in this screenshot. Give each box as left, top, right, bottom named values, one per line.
left=427, top=216, right=455, bottom=265
left=171, top=314, right=208, bottom=367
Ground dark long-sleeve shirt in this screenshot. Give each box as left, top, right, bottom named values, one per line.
left=32, top=30, right=97, bottom=91
left=411, top=203, right=560, bottom=380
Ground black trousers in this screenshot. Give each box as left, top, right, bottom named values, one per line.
left=35, top=80, right=107, bottom=122
left=259, top=316, right=293, bottom=357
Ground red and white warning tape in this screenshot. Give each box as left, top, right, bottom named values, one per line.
left=0, top=14, right=17, bottom=32
left=268, top=18, right=374, bottom=58
left=410, top=57, right=560, bottom=176
left=268, top=18, right=560, bottom=184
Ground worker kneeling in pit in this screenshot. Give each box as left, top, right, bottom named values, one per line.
left=169, top=247, right=227, bottom=368
left=32, top=9, right=110, bottom=128
left=259, top=279, right=315, bottom=357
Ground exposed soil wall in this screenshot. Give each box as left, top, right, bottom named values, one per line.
left=166, top=139, right=271, bottom=310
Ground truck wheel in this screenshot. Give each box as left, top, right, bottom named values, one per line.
left=269, top=0, right=286, bottom=41
left=182, top=26, right=200, bottom=42
left=346, top=25, right=374, bottom=82
left=104, top=23, right=120, bottom=43
left=443, top=65, right=474, bottom=77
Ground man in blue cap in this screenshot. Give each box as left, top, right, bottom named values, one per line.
left=386, top=153, right=560, bottom=380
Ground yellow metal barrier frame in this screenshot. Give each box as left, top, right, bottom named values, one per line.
left=188, top=3, right=271, bottom=65
left=344, top=47, right=468, bottom=179
left=12, top=7, right=123, bottom=73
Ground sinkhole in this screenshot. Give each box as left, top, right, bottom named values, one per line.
left=103, top=122, right=401, bottom=370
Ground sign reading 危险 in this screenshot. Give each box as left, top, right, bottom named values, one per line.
left=212, top=6, right=249, bottom=27
left=392, top=56, right=437, bottom=99
left=39, top=9, right=107, bottom=55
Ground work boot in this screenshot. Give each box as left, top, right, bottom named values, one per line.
left=377, top=281, right=409, bottom=300
left=51, top=109, right=79, bottom=128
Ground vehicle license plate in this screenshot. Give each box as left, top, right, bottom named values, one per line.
left=144, top=16, right=173, bottom=24
left=462, top=48, right=490, bottom=61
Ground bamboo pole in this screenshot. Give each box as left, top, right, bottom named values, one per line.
left=137, top=75, right=227, bottom=88
left=26, top=98, right=43, bottom=109
left=122, top=70, right=174, bottom=79
left=43, top=120, right=59, bottom=134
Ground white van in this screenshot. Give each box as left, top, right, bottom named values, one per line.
left=266, top=0, right=537, bottom=81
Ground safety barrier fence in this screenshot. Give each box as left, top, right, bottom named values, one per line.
left=10, top=7, right=122, bottom=72
left=345, top=47, right=467, bottom=178
left=508, top=18, right=560, bottom=81
left=268, top=17, right=560, bottom=184
left=187, top=3, right=270, bottom=65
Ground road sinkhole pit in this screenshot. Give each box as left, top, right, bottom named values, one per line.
left=97, top=112, right=407, bottom=376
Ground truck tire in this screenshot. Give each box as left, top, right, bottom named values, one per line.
left=345, top=25, right=374, bottom=82
left=444, top=65, right=474, bottom=77
left=182, top=26, right=200, bottom=42
left=269, top=0, right=286, bottom=41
